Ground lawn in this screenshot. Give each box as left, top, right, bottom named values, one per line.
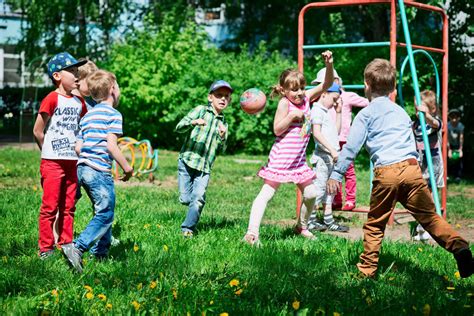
left=0, top=146, right=473, bottom=315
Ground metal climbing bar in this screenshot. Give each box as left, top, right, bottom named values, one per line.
left=303, top=41, right=390, bottom=50
left=397, top=0, right=442, bottom=216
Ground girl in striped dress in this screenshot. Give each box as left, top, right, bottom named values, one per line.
left=243, top=51, right=335, bottom=246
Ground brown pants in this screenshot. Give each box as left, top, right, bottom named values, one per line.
left=357, top=158, right=469, bottom=277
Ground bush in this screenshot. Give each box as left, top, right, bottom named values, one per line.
left=104, top=17, right=297, bottom=154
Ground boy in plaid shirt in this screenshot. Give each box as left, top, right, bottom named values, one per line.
left=175, top=80, right=231, bottom=236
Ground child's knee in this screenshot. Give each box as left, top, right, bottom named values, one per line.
left=303, top=184, right=318, bottom=200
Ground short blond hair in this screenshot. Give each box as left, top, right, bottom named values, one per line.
left=86, top=70, right=117, bottom=102
left=364, top=59, right=396, bottom=96
left=270, top=69, right=306, bottom=99
left=77, top=60, right=98, bottom=81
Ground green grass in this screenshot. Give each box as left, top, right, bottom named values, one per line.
left=0, top=147, right=473, bottom=315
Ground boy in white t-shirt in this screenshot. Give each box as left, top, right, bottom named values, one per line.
left=308, top=83, right=349, bottom=232
left=33, top=52, right=87, bottom=259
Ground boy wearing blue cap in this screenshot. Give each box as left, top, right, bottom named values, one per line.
left=33, top=52, right=87, bottom=259
left=175, top=80, right=232, bottom=237
left=306, top=83, right=350, bottom=233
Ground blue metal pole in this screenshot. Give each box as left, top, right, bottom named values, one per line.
left=398, top=0, right=442, bottom=216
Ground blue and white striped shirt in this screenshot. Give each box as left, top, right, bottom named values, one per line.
left=77, top=102, right=123, bottom=172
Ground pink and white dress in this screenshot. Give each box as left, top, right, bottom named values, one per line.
left=258, top=97, right=315, bottom=184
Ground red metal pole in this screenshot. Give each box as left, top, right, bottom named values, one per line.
left=441, top=10, right=449, bottom=218
left=396, top=42, right=445, bottom=54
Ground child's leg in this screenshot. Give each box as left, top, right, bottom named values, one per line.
left=178, top=159, right=193, bottom=206
left=343, top=162, right=357, bottom=207
left=90, top=227, right=112, bottom=258
left=74, top=165, right=115, bottom=253
left=246, top=181, right=279, bottom=237
left=180, top=169, right=210, bottom=233
left=296, top=181, right=317, bottom=230
left=38, top=160, right=66, bottom=253
left=357, top=167, right=398, bottom=277
left=56, top=161, right=77, bottom=246
left=400, top=164, right=469, bottom=254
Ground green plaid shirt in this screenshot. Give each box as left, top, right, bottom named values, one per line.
left=176, top=104, right=228, bottom=173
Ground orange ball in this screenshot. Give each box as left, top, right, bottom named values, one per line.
left=240, top=88, right=267, bottom=115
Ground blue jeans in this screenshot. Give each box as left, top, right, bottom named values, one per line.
left=74, top=164, right=115, bottom=256
left=178, top=159, right=210, bottom=232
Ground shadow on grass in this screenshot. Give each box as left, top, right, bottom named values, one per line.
left=197, top=216, right=242, bottom=233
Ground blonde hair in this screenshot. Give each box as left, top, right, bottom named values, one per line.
left=270, top=69, right=306, bottom=99
left=77, top=60, right=98, bottom=81
left=86, top=70, right=117, bottom=102
left=364, top=59, right=396, bottom=96
left=420, top=90, right=438, bottom=116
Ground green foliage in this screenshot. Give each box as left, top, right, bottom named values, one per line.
left=1, top=147, right=473, bottom=314
left=103, top=17, right=296, bottom=154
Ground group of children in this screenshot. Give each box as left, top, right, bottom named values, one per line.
left=34, top=50, right=473, bottom=279
left=33, top=52, right=132, bottom=273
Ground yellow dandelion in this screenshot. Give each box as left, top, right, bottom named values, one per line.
left=334, top=313, right=341, bottom=316
left=292, top=300, right=300, bottom=310
left=137, top=283, right=143, bottom=290
left=219, top=313, right=229, bottom=316
left=456, top=223, right=461, bottom=229
left=144, top=224, right=151, bottom=229
left=150, top=281, right=157, bottom=289
left=106, top=303, right=112, bottom=310
left=423, top=304, right=431, bottom=316
left=86, top=292, right=94, bottom=299
left=33, top=185, right=38, bottom=191
left=229, top=279, right=239, bottom=287
left=132, top=301, right=140, bottom=311
left=235, top=289, right=243, bottom=296
left=84, top=285, right=93, bottom=292
left=51, top=289, right=58, bottom=296
left=133, top=244, right=139, bottom=252
left=98, top=294, right=106, bottom=301
left=163, top=245, right=169, bottom=252
left=447, top=286, right=455, bottom=291
left=210, top=300, right=214, bottom=305
left=417, top=247, right=423, bottom=252
left=172, top=288, right=178, bottom=299
left=454, top=271, right=461, bottom=279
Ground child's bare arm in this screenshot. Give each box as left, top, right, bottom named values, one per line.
left=107, top=133, right=133, bottom=181
left=335, top=97, right=342, bottom=134
left=305, top=51, right=334, bottom=101
left=312, top=124, right=338, bottom=160
left=273, top=98, right=303, bottom=136
left=33, top=113, right=50, bottom=150
left=75, top=140, right=83, bottom=156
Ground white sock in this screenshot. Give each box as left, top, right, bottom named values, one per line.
left=247, top=184, right=276, bottom=236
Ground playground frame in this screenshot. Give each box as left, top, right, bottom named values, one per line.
left=296, top=0, right=449, bottom=220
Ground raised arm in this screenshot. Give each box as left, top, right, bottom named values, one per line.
left=107, top=133, right=133, bottom=181
left=305, top=50, right=334, bottom=102
left=417, top=103, right=440, bottom=130
left=175, top=106, right=206, bottom=133
left=33, top=113, right=50, bottom=150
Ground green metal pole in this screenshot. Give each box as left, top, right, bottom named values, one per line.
left=303, top=41, right=391, bottom=50
left=398, top=0, right=442, bottom=216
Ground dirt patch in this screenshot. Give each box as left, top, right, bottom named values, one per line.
left=115, top=175, right=177, bottom=189
left=0, top=142, right=38, bottom=150
left=448, top=187, right=474, bottom=199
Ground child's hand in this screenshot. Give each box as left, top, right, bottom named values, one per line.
left=321, top=50, right=333, bottom=65
left=218, top=122, right=227, bottom=139
left=291, top=110, right=305, bottom=122
left=417, top=102, right=429, bottom=113
left=330, top=150, right=339, bottom=162
left=334, top=97, right=342, bottom=113
left=120, top=167, right=134, bottom=182
left=192, top=118, right=207, bottom=126
left=327, top=179, right=340, bottom=195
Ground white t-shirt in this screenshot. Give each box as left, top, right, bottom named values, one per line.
left=310, top=102, right=339, bottom=154
left=39, top=91, right=87, bottom=160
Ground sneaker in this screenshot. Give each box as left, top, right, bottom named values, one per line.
left=62, top=243, right=83, bottom=274
left=332, top=203, right=343, bottom=210
left=294, top=226, right=316, bottom=240
left=242, top=233, right=262, bottom=247
left=413, top=233, right=422, bottom=242
left=325, top=222, right=349, bottom=232
left=182, top=231, right=193, bottom=238
left=342, top=202, right=356, bottom=211
left=454, top=248, right=474, bottom=278
left=39, top=250, right=54, bottom=260
left=308, top=220, right=327, bottom=232
left=419, top=231, right=432, bottom=241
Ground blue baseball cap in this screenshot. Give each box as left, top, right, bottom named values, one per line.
left=326, top=82, right=342, bottom=94
left=47, top=52, right=87, bottom=79
left=209, top=80, right=233, bottom=93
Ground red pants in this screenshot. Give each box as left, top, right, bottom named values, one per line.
left=38, top=159, right=77, bottom=252
left=334, top=141, right=357, bottom=205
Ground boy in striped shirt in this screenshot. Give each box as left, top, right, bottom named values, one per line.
left=176, top=80, right=231, bottom=237
left=62, top=70, right=133, bottom=273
